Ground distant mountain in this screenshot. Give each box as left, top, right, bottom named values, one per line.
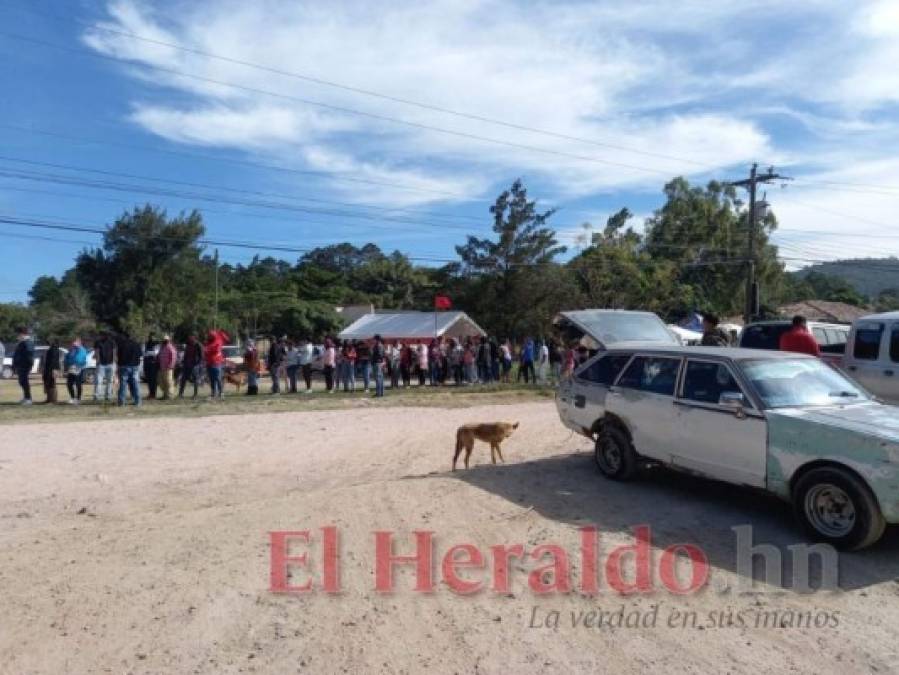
left=792, top=258, right=899, bottom=298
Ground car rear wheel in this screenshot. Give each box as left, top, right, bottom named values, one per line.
left=594, top=425, right=638, bottom=481
left=793, top=467, right=885, bottom=550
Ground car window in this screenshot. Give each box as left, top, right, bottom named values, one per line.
left=891, top=325, right=899, bottom=363
left=812, top=327, right=827, bottom=345
left=616, top=356, right=681, bottom=396
left=740, top=324, right=789, bottom=350
left=853, top=323, right=884, bottom=361
left=823, top=328, right=841, bottom=346
left=577, top=353, right=632, bottom=385
left=681, top=361, right=747, bottom=406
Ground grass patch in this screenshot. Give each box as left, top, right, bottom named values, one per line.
left=0, top=379, right=555, bottom=425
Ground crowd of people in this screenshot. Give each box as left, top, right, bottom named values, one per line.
left=5, top=327, right=567, bottom=407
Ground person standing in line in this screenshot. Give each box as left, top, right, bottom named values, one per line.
left=372, top=334, right=386, bottom=397
left=268, top=336, right=286, bottom=394
left=322, top=338, right=336, bottom=393
left=536, top=339, right=550, bottom=385
left=416, top=342, right=428, bottom=386
left=143, top=333, right=160, bottom=400
left=157, top=335, right=177, bottom=400
left=12, top=326, right=35, bottom=405
left=92, top=330, right=116, bottom=402
left=341, top=340, right=357, bottom=392
left=463, top=339, right=477, bottom=384
left=64, top=337, right=88, bottom=404
left=243, top=339, right=261, bottom=395
left=388, top=340, right=401, bottom=390
left=285, top=339, right=300, bottom=394
left=475, top=338, right=489, bottom=384
left=399, top=342, right=412, bottom=388
left=115, top=331, right=142, bottom=406
left=448, top=338, right=463, bottom=386
left=489, top=337, right=500, bottom=383
left=356, top=339, right=371, bottom=392
left=0, top=339, right=5, bottom=389
left=42, top=339, right=62, bottom=404
left=178, top=334, right=202, bottom=399
left=521, top=338, right=536, bottom=384
left=428, top=339, right=440, bottom=386
left=500, top=340, right=513, bottom=383
left=297, top=338, right=314, bottom=393
left=204, top=328, right=229, bottom=400
left=548, top=339, right=562, bottom=383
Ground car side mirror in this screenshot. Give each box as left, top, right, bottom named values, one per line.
left=719, top=391, right=746, bottom=416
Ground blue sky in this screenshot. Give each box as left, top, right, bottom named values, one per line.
left=2, top=0, right=899, bottom=303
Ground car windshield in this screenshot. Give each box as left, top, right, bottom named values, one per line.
left=740, top=358, right=869, bottom=408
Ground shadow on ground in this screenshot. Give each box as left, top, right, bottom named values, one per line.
left=453, top=452, right=899, bottom=593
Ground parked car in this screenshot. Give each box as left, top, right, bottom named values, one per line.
left=557, top=343, right=899, bottom=550
left=842, top=311, right=899, bottom=405
left=739, top=319, right=849, bottom=356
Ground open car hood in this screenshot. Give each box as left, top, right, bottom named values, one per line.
left=554, top=310, right=680, bottom=350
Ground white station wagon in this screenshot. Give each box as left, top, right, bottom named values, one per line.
left=557, top=344, right=899, bottom=550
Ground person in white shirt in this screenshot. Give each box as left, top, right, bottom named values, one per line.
left=297, top=338, right=315, bottom=393
left=285, top=341, right=300, bottom=393
left=536, top=340, right=550, bottom=385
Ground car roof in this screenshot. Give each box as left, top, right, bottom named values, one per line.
left=744, top=320, right=849, bottom=328
left=857, top=311, right=899, bottom=321
left=602, top=342, right=815, bottom=360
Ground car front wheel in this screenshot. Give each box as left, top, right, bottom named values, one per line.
left=793, top=467, right=886, bottom=551
left=594, top=425, right=638, bottom=481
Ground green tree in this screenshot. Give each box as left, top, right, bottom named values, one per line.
left=453, top=179, right=567, bottom=337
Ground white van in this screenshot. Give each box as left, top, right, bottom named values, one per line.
left=843, top=311, right=899, bottom=404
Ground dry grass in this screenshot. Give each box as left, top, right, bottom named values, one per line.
left=0, top=377, right=554, bottom=425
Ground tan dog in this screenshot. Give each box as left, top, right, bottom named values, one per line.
left=452, top=422, right=519, bottom=470
left=224, top=370, right=246, bottom=392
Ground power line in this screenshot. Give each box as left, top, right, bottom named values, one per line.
left=3, top=0, right=718, bottom=170
left=0, top=30, right=685, bottom=176
left=0, top=154, right=485, bottom=227
left=0, top=123, right=476, bottom=201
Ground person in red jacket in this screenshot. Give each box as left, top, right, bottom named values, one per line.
left=779, top=315, right=821, bottom=357
left=204, top=329, right=230, bottom=399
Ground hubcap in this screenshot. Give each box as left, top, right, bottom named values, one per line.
left=804, top=483, right=856, bottom=538
left=599, top=437, right=622, bottom=473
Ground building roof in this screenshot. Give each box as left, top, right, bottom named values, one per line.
left=337, top=311, right=486, bottom=340
left=777, top=301, right=870, bottom=324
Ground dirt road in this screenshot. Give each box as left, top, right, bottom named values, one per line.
left=2, top=401, right=898, bottom=673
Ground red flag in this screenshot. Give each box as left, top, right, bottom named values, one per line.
left=434, top=294, right=452, bottom=310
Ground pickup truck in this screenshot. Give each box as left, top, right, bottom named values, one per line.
left=842, top=311, right=899, bottom=404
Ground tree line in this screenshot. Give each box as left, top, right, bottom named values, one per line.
left=2, top=177, right=893, bottom=345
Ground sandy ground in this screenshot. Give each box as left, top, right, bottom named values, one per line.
left=2, top=401, right=899, bottom=674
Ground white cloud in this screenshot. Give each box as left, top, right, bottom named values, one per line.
left=79, top=0, right=899, bottom=264
left=81, top=0, right=781, bottom=207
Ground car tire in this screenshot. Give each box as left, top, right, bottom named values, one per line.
left=793, top=466, right=886, bottom=551
left=82, top=368, right=96, bottom=385
left=594, top=424, right=638, bottom=481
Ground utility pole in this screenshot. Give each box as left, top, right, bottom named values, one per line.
left=728, top=164, right=790, bottom=325
left=214, top=248, right=219, bottom=330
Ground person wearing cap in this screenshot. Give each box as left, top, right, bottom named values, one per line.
left=157, top=334, right=178, bottom=400
left=243, top=339, right=261, bottom=395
